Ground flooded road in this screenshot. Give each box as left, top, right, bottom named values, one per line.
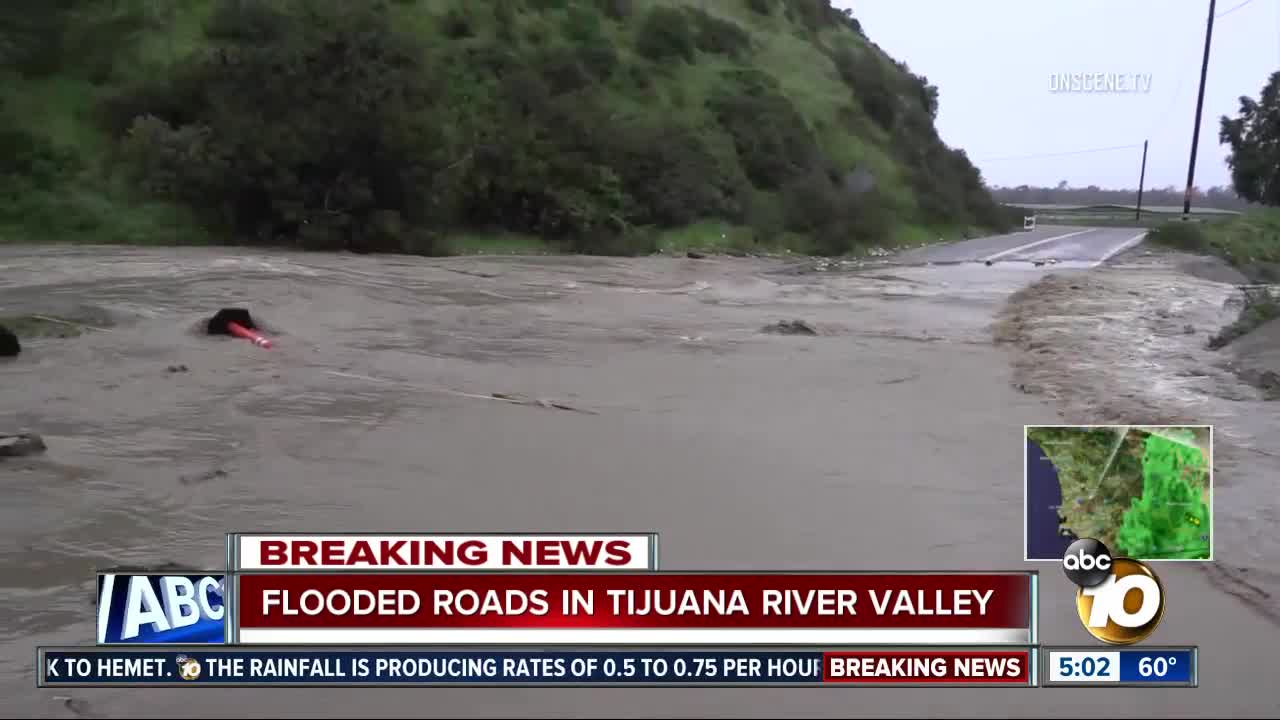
left=0, top=243, right=1276, bottom=716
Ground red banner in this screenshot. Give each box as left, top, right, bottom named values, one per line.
left=235, top=572, right=1034, bottom=646
left=824, top=650, right=1030, bottom=684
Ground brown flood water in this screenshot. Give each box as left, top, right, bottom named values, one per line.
left=0, top=244, right=1276, bottom=717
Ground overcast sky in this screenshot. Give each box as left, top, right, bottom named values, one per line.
left=841, top=0, right=1279, bottom=190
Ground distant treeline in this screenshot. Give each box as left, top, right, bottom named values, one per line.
left=990, top=184, right=1253, bottom=211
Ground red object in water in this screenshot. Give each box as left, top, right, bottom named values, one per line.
left=227, top=321, right=273, bottom=349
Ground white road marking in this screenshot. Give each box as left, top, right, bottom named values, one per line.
left=1092, top=231, right=1148, bottom=266
left=981, top=229, right=1094, bottom=262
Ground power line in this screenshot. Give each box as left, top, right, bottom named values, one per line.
left=1215, top=0, right=1256, bottom=18
left=975, top=143, right=1145, bottom=163
left=1144, top=6, right=1211, bottom=140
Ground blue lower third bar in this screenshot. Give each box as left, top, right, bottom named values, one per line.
left=1118, top=649, right=1195, bottom=684
left=39, top=648, right=826, bottom=686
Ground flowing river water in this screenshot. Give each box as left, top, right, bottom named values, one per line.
left=0, top=244, right=1275, bottom=716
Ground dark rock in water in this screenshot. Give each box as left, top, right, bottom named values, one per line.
left=0, top=324, right=18, bottom=357
left=166, top=364, right=189, bottom=373
left=984, top=260, right=994, bottom=267
left=207, top=308, right=257, bottom=335
left=0, top=433, right=46, bottom=457
left=180, top=468, right=228, bottom=486
left=762, top=320, right=818, bottom=336
left=686, top=251, right=706, bottom=259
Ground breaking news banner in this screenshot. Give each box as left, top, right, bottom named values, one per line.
left=229, top=533, right=659, bottom=572
left=230, top=572, right=1036, bottom=646
left=1042, top=647, right=1197, bottom=687
left=36, top=647, right=1035, bottom=687
left=97, top=574, right=227, bottom=645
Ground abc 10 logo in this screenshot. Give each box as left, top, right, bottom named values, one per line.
left=1063, top=538, right=1165, bottom=645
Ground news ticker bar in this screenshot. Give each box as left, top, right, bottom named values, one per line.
left=38, top=646, right=1198, bottom=688
left=40, top=647, right=1036, bottom=687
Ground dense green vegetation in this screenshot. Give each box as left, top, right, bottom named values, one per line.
left=1221, top=70, right=1280, bottom=208
left=1147, top=209, right=1280, bottom=283
left=1115, top=434, right=1210, bottom=560
left=0, top=0, right=1011, bottom=256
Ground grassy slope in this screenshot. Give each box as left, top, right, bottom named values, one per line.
left=1, top=0, right=980, bottom=254
left=1148, top=209, right=1280, bottom=280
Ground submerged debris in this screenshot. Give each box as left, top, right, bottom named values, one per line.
left=0, top=324, right=18, bottom=356
left=180, top=468, right=228, bottom=485
left=761, top=320, right=818, bottom=336
left=0, top=433, right=46, bottom=458
left=490, top=393, right=597, bottom=414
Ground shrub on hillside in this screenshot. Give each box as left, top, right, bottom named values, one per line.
left=109, top=1, right=445, bottom=248
left=0, top=0, right=72, bottom=75
left=203, top=0, right=290, bottom=43
left=745, top=0, right=774, bottom=15
left=607, top=120, right=745, bottom=227
left=441, top=7, right=475, bottom=38
left=596, top=0, right=634, bottom=20
left=536, top=47, right=595, bottom=95
left=780, top=170, right=893, bottom=255
left=832, top=48, right=898, bottom=129
left=636, top=6, right=695, bottom=63
left=709, top=70, right=819, bottom=189
left=781, top=0, right=848, bottom=34
left=562, top=4, right=604, bottom=44
left=687, top=9, right=752, bottom=57
left=0, top=112, right=80, bottom=191
left=96, top=62, right=211, bottom=137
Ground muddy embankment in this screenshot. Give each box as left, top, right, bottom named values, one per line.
left=995, top=250, right=1280, bottom=621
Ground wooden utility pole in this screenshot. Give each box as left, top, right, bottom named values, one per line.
left=1182, top=0, right=1217, bottom=218
left=1136, top=140, right=1149, bottom=222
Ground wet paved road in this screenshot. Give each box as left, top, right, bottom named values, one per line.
left=897, top=225, right=1148, bottom=266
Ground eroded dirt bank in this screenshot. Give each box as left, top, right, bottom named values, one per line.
left=0, top=245, right=1276, bottom=717
left=994, top=252, right=1280, bottom=623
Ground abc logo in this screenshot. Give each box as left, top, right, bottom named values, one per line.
left=177, top=656, right=202, bottom=681
left=1063, top=538, right=1165, bottom=645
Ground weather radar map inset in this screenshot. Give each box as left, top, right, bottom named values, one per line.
left=1025, top=425, right=1212, bottom=561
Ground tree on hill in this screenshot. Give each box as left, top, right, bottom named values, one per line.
left=1220, top=71, right=1280, bottom=207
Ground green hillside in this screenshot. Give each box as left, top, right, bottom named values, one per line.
left=0, top=0, right=1012, bottom=255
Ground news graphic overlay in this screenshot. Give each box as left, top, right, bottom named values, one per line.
left=1042, top=647, right=1197, bottom=687
left=230, top=572, right=1035, bottom=645
left=230, top=533, right=659, bottom=572
left=1062, top=539, right=1165, bottom=645
left=97, top=574, right=226, bottom=645
left=46, top=533, right=1048, bottom=688
left=38, top=647, right=1035, bottom=687
left=1025, top=425, right=1212, bottom=561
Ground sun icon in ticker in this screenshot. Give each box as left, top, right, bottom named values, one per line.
left=176, top=655, right=203, bottom=682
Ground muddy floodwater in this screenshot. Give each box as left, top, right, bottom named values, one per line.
left=0, top=244, right=1277, bottom=717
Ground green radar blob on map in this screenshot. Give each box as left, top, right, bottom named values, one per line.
left=1115, top=434, right=1211, bottom=559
